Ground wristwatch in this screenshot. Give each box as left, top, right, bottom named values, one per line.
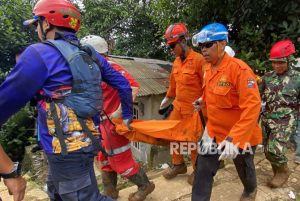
left=0, top=162, right=22, bottom=179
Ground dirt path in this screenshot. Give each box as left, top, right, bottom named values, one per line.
left=0, top=151, right=299, bottom=201
left=118, top=151, right=300, bottom=201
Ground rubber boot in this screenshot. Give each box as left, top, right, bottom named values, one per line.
left=271, top=164, right=277, bottom=176
left=240, top=188, right=257, bottom=201
left=101, top=171, right=119, bottom=199
left=162, top=163, right=187, bottom=180
left=267, top=164, right=291, bottom=188
left=187, top=171, right=194, bottom=185
left=127, top=169, right=155, bottom=201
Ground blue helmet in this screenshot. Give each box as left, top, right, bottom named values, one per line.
left=192, top=23, right=228, bottom=46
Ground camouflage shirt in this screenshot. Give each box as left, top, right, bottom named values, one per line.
left=260, top=68, right=300, bottom=119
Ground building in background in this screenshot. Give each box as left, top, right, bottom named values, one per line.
left=109, top=56, right=172, bottom=166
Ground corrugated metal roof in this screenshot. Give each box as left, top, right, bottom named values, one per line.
left=136, top=79, right=168, bottom=96
left=109, top=57, right=171, bottom=97
left=109, top=55, right=172, bottom=65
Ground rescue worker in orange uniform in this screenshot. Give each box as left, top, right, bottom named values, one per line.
left=81, top=35, right=155, bottom=201
left=160, top=23, right=205, bottom=185
left=191, top=23, right=262, bottom=201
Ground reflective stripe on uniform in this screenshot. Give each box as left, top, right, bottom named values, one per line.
left=106, top=143, right=131, bottom=155
left=120, top=167, right=134, bottom=177
left=101, top=160, right=110, bottom=166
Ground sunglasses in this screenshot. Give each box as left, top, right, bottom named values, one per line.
left=199, top=41, right=216, bottom=49
left=168, top=42, right=177, bottom=50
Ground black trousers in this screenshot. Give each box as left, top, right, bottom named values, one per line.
left=192, top=146, right=257, bottom=201
left=46, top=146, right=114, bottom=201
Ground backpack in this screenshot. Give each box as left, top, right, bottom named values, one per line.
left=43, top=39, right=106, bottom=155
left=46, top=39, right=103, bottom=118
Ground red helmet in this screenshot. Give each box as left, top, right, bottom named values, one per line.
left=270, top=39, right=295, bottom=61
left=164, top=23, right=189, bottom=44
left=24, top=0, right=81, bottom=32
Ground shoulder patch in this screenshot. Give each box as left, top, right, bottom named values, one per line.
left=247, top=78, right=256, bottom=88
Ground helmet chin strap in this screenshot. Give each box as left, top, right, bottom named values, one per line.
left=212, top=42, right=225, bottom=67
left=217, top=44, right=225, bottom=59
left=179, top=42, right=187, bottom=61
left=38, top=19, right=49, bottom=41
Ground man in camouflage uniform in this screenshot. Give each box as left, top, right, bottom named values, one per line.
left=292, top=58, right=300, bottom=164
left=260, top=39, right=300, bottom=188
left=294, top=108, right=300, bottom=164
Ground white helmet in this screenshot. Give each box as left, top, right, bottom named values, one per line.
left=225, top=46, right=235, bottom=57
left=80, top=35, right=108, bottom=54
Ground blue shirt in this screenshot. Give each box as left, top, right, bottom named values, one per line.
left=0, top=33, right=133, bottom=153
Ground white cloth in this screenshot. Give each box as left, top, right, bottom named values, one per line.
left=199, top=127, right=214, bottom=154
left=217, top=140, right=239, bottom=160
left=193, top=97, right=203, bottom=111
left=160, top=97, right=174, bottom=110
left=123, top=118, right=133, bottom=130
left=225, top=46, right=235, bottom=57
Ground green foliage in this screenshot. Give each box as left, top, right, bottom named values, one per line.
left=149, top=0, right=300, bottom=71
left=0, top=0, right=36, bottom=161
left=0, top=0, right=35, bottom=73
left=80, top=0, right=165, bottom=58
left=0, top=106, right=35, bottom=162
left=0, top=0, right=300, bottom=162
left=81, top=0, right=300, bottom=71
left=0, top=68, right=10, bottom=84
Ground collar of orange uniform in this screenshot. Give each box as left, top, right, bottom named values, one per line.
left=185, top=48, right=196, bottom=60
left=176, top=48, right=196, bottom=64
left=204, top=52, right=231, bottom=72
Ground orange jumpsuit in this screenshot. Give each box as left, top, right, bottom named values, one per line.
left=167, top=49, right=205, bottom=167
left=203, top=53, right=262, bottom=149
